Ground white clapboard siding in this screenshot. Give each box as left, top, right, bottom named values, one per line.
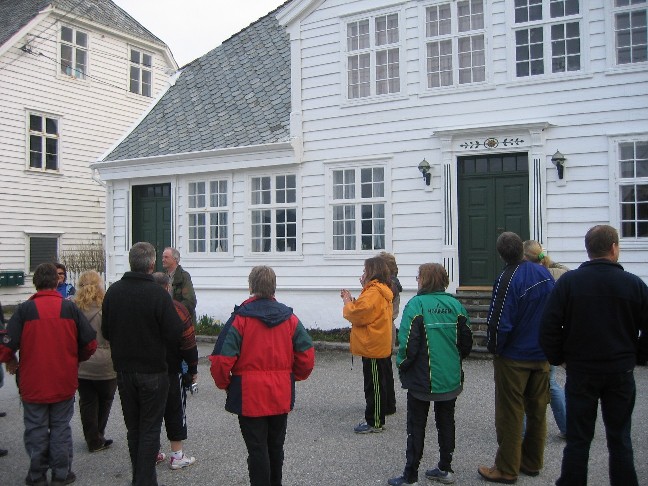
left=0, top=11, right=175, bottom=304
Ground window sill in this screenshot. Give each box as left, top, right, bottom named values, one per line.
left=24, top=168, right=62, bottom=175
left=604, top=63, right=648, bottom=77
left=618, top=239, right=648, bottom=250
left=505, top=71, right=593, bottom=88
left=244, top=254, right=304, bottom=261
left=341, top=92, right=409, bottom=108
left=418, top=82, right=496, bottom=99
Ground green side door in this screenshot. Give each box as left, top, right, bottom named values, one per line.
left=458, top=153, right=529, bottom=286
left=132, top=184, right=172, bottom=271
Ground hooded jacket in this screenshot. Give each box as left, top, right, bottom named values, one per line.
left=343, top=280, right=393, bottom=358
left=210, top=296, right=315, bottom=417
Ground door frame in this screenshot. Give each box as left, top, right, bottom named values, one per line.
left=433, top=122, right=550, bottom=292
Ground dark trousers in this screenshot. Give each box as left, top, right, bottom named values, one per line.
left=381, top=356, right=397, bottom=415
left=163, top=372, right=188, bottom=441
left=362, top=357, right=390, bottom=427
left=78, top=378, right=117, bottom=450
left=557, top=369, right=637, bottom=486
left=238, top=414, right=288, bottom=486
left=403, top=393, right=456, bottom=481
left=117, top=371, right=168, bottom=486
left=23, top=398, right=74, bottom=482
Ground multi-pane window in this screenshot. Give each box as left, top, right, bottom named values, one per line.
left=129, top=48, right=152, bottom=96
left=613, top=0, right=647, bottom=65
left=513, top=0, right=581, bottom=77
left=28, top=113, right=59, bottom=171
left=60, top=26, right=87, bottom=79
left=346, top=13, right=400, bottom=99
left=618, top=140, right=648, bottom=238
left=332, top=167, right=386, bottom=251
left=425, top=1, right=486, bottom=88
left=187, top=180, right=229, bottom=253
left=250, top=175, right=297, bottom=253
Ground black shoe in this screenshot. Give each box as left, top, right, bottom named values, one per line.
left=89, top=439, right=113, bottom=452
left=51, top=470, right=76, bottom=485
left=0, top=448, right=7, bottom=457
left=25, top=475, right=48, bottom=486
left=0, top=412, right=6, bottom=417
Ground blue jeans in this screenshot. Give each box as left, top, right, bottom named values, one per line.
left=557, top=369, right=637, bottom=486
left=117, top=371, right=168, bottom=486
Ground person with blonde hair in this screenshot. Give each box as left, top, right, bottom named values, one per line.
left=523, top=241, right=568, bottom=439
left=523, top=240, right=569, bottom=281
left=75, top=270, right=117, bottom=453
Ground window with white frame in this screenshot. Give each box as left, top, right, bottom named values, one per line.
left=28, top=113, right=59, bottom=171
left=346, top=12, right=401, bottom=99
left=331, top=167, right=386, bottom=251
left=618, top=140, right=648, bottom=238
left=249, top=175, right=297, bottom=253
left=424, top=0, right=486, bottom=88
left=613, top=0, right=647, bottom=65
left=129, top=48, right=152, bottom=96
left=60, top=25, right=87, bottom=79
left=513, top=0, right=582, bottom=77
left=187, top=180, right=229, bottom=253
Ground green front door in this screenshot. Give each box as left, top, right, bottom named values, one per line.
left=458, top=153, right=529, bottom=286
left=132, top=184, right=172, bottom=271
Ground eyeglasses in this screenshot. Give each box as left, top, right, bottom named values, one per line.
left=415, top=275, right=420, bottom=281
left=57, top=272, right=65, bottom=276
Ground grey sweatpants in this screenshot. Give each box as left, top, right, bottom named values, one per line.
left=23, top=398, right=74, bottom=482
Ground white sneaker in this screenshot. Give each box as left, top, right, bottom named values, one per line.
left=155, top=452, right=166, bottom=465
left=169, top=453, right=196, bottom=470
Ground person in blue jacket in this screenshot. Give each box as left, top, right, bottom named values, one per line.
left=478, top=232, right=554, bottom=484
left=55, top=263, right=76, bottom=299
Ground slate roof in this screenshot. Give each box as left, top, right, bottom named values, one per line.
left=104, top=7, right=291, bottom=161
left=0, top=0, right=165, bottom=49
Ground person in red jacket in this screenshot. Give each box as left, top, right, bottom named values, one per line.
left=0, top=263, right=97, bottom=486
left=210, top=265, right=315, bottom=486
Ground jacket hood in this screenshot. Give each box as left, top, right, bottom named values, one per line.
left=237, top=297, right=293, bottom=328
left=365, top=280, right=394, bottom=302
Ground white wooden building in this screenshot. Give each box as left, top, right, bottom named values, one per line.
left=0, top=0, right=176, bottom=304
left=93, top=0, right=648, bottom=329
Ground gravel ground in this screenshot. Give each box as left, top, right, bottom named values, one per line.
left=0, top=344, right=646, bottom=485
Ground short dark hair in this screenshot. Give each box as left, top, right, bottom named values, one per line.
left=364, top=256, right=391, bottom=285
left=33, top=263, right=58, bottom=291
left=152, top=272, right=170, bottom=288
left=249, top=266, right=276, bottom=298
left=55, top=262, right=67, bottom=281
left=496, top=232, right=524, bottom=265
left=129, top=242, right=156, bottom=273
left=585, top=225, right=619, bottom=259
left=418, top=263, right=449, bottom=293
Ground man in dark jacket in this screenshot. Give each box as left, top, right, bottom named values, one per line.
left=102, top=242, right=182, bottom=486
left=478, top=232, right=554, bottom=484
left=0, top=263, right=97, bottom=486
left=210, top=266, right=315, bottom=486
left=162, top=247, right=197, bottom=324
left=540, top=225, right=648, bottom=486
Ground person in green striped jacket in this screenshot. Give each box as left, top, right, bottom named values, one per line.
left=388, top=263, right=472, bottom=486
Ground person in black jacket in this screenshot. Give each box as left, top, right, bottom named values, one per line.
left=540, top=225, right=648, bottom=486
left=102, top=242, right=182, bottom=486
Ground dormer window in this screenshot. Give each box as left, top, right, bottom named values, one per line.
left=129, top=48, right=152, bottom=97
left=60, top=26, right=87, bottom=79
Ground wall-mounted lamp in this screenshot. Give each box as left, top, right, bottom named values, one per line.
left=551, top=150, right=566, bottom=180
left=418, top=158, right=431, bottom=186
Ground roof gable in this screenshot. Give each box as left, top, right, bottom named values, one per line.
left=104, top=9, right=291, bottom=161
left=0, top=0, right=165, bottom=48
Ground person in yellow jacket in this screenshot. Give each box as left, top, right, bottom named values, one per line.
left=341, top=256, right=393, bottom=433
